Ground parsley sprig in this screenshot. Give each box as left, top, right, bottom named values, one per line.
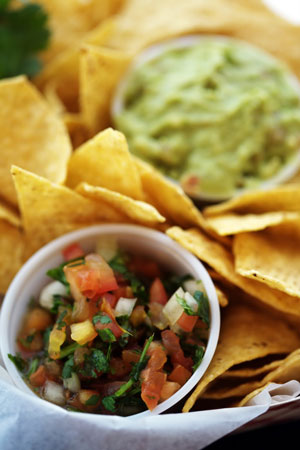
left=176, top=290, right=210, bottom=326
left=0, top=0, right=51, bottom=79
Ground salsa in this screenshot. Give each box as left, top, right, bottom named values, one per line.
left=8, top=238, right=210, bottom=416
left=114, top=37, right=300, bottom=198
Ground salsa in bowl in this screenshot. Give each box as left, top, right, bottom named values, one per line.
left=1, top=224, right=220, bottom=417
left=112, top=35, right=300, bottom=202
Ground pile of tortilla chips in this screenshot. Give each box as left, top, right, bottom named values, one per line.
left=1, top=0, right=300, bottom=414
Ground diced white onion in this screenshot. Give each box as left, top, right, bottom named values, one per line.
left=43, top=381, right=65, bottom=405
left=39, top=281, right=68, bottom=310
left=115, top=297, right=137, bottom=317
left=96, top=236, right=118, bottom=262
left=184, top=291, right=199, bottom=313
left=183, top=279, right=204, bottom=296
left=162, top=287, right=185, bottom=325
left=63, top=373, right=81, bottom=393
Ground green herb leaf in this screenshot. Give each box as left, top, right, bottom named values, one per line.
left=56, top=310, right=67, bottom=330
left=47, top=264, right=69, bottom=292
left=80, top=349, right=109, bottom=378
left=193, top=346, right=205, bottom=371
left=27, top=358, right=39, bottom=377
left=97, top=328, right=116, bottom=343
left=92, top=313, right=112, bottom=325
left=194, top=291, right=210, bottom=326
left=59, top=342, right=79, bottom=359
left=0, top=1, right=51, bottom=79
left=51, top=295, right=66, bottom=314
left=8, top=353, right=27, bottom=372
left=62, top=356, right=74, bottom=379
left=102, top=395, right=116, bottom=412
left=163, top=274, right=192, bottom=295
left=85, top=394, right=100, bottom=406
left=130, top=334, right=153, bottom=382
left=176, top=294, right=195, bottom=316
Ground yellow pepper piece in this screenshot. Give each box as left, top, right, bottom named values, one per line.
left=70, top=319, right=97, bottom=346
left=48, top=325, right=66, bottom=360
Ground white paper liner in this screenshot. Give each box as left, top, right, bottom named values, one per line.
left=245, top=381, right=300, bottom=406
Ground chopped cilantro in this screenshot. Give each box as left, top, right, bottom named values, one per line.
left=102, top=395, right=116, bottom=412
left=97, top=329, right=116, bottom=343
left=47, top=264, right=69, bottom=292
left=193, top=346, right=205, bottom=371
left=59, top=342, right=79, bottom=359
left=43, top=326, right=52, bottom=352
left=8, top=353, right=27, bottom=372
left=27, top=358, right=39, bottom=377
left=62, top=356, right=74, bottom=379
left=20, top=333, right=35, bottom=348
left=0, top=0, right=51, bottom=79
left=51, top=295, right=66, bottom=314
left=56, top=310, right=67, bottom=330
left=80, top=349, right=109, bottom=378
left=176, top=290, right=210, bottom=326
left=85, top=394, right=100, bottom=406
left=92, top=313, right=112, bottom=325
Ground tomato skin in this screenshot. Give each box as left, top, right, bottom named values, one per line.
left=62, top=243, right=84, bottom=261
left=108, top=357, right=131, bottom=379
left=147, top=345, right=167, bottom=371
left=129, top=256, right=161, bottom=278
left=122, top=349, right=141, bottom=365
left=149, top=278, right=168, bottom=305
left=176, top=312, right=198, bottom=332
left=29, top=365, right=47, bottom=387
left=168, top=364, right=192, bottom=386
left=96, top=299, right=124, bottom=339
left=141, top=369, right=167, bottom=410
left=64, top=254, right=118, bottom=300
left=161, top=330, right=193, bottom=370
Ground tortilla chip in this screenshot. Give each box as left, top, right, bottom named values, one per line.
left=234, top=222, right=300, bottom=298
left=205, top=212, right=300, bottom=236
left=0, top=202, right=21, bottom=228
left=0, top=221, right=25, bottom=294
left=80, top=45, right=131, bottom=135
left=63, top=113, right=88, bottom=149
left=35, top=19, right=115, bottom=112
left=205, top=349, right=300, bottom=400
left=204, top=185, right=300, bottom=216
left=11, top=166, right=126, bottom=253
left=77, top=182, right=165, bottom=226
left=222, top=356, right=285, bottom=379
left=167, top=227, right=300, bottom=317
left=134, top=157, right=206, bottom=228
left=66, top=128, right=144, bottom=200
left=43, top=81, right=66, bottom=115
left=37, top=0, right=124, bottom=64
left=214, top=285, right=229, bottom=308
left=182, top=302, right=300, bottom=412
left=0, top=76, right=71, bottom=207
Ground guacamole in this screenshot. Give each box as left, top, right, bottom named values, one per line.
left=114, top=37, right=300, bottom=198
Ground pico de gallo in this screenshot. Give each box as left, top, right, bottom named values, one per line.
left=9, top=238, right=210, bottom=416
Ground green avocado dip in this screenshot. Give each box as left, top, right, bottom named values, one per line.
left=114, top=37, right=300, bottom=198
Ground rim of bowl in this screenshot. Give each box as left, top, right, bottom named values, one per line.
left=0, top=224, right=220, bottom=419
left=111, top=34, right=300, bottom=202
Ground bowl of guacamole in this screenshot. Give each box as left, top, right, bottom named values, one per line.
left=112, top=36, right=300, bottom=201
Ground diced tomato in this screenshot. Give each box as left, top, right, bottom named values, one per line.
left=129, top=256, right=161, bottom=278
left=149, top=278, right=168, bottom=305
left=18, top=331, right=44, bottom=353
left=141, top=369, right=167, bottom=410
left=29, top=365, right=47, bottom=387
left=147, top=345, right=167, bottom=371
left=108, top=357, right=131, bottom=379
left=122, top=349, right=141, bottom=365
left=161, top=330, right=193, bottom=371
left=101, top=293, right=118, bottom=308
left=176, top=312, right=198, bottom=332
left=168, top=364, right=192, bottom=386
left=64, top=254, right=118, bottom=300
left=95, top=299, right=124, bottom=339
left=114, top=285, right=134, bottom=301
left=160, top=381, right=181, bottom=402
left=62, top=243, right=84, bottom=261
left=24, top=308, right=52, bottom=333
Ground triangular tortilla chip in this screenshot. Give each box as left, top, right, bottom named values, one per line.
left=80, top=45, right=131, bottom=135
left=167, top=226, right=300, bottom=317
left=0, top=76, right=71, bottom=206
left=66, top=128, right=144, bottom=200
left=234, top=222, right=300, bottom=298
left=0, top=202, right=21, bottom=228
left=183, top=302, right=300, bottom=411
left=0, top=221, right=25, bottom=293
left=11, top=166, right=126, bottom=253
left=77, top=182, right=165, bottom=226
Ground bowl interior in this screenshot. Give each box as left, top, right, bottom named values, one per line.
left=0, top=224, right=220, bottom=418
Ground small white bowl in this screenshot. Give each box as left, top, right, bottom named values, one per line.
left=111, top=35, right=300, bottom=202
left=0, top=224, right=220, bottom=418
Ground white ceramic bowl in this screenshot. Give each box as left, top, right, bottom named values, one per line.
left=111, top=35, right=300, bottom=202
left=0, top=224, right=220, bottom=418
